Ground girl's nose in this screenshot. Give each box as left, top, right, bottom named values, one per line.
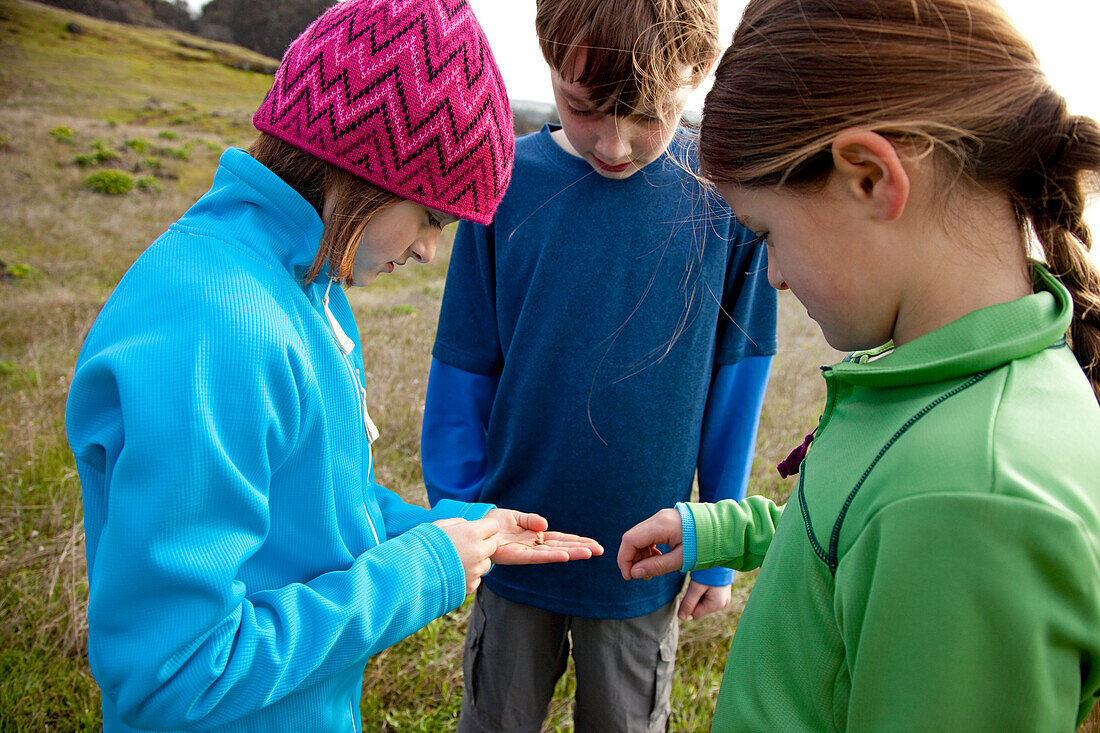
left=410, top=231, right=438, bottom=264
left=767, top=259, right=788, bottom=291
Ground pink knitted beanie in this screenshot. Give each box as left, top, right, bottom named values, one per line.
left=253, top=0, right=514, bottom=225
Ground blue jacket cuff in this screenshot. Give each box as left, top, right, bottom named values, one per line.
left=435, top=498, right=495, bottom=521
left=408, top=521, right=472, bottom=615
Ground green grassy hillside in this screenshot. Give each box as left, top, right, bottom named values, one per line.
left=0, top=1, right=839, bottom=729
left=1, top=0, right=276, bottom=121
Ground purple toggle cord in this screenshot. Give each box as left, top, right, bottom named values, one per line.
left=777, top=430, right=815, bottom=478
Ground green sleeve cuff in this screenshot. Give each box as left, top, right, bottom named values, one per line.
left=683, top=496, right=783, bottom=572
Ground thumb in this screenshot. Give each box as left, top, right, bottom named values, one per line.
left=468, top=515, right=501, bottom=538
left=629, top=546, right=683, bottom=580
left=513, top=511, right=549, bottom=533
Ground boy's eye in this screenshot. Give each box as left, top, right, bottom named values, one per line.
left=568, top=105, right=597, bottom=118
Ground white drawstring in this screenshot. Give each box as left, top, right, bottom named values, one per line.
left=322, top=278, right=380, bottom=444
left=322, top=278, right=355, bottom=355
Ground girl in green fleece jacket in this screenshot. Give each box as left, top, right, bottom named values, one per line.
left=618, top=1, right=1100, bottom=730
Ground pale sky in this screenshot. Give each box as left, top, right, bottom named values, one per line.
left=466, top=0, right=1099, bottom=120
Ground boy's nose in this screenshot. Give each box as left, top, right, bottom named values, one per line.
left=595, top=121, right=631, bottom=162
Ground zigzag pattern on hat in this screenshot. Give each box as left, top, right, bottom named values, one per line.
left=254, top=0, right=514, bottom=224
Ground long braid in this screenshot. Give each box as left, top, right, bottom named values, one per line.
left=1004, top=93, right=1100, bottom=401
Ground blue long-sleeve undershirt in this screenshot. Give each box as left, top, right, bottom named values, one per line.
left=422, top=355, right=773, bottom=587
left=693, top=354, right=772, bottom=586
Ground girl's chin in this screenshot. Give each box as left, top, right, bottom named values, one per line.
left=350, top=271, right=381, bottom=287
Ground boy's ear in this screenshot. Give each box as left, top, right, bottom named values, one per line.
left=830, top=129, right=910, bottom=221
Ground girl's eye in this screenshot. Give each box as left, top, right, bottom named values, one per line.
left=568, top=105, right=596, bottom=118
left=750, top=232, right=769, bottom=247
left=427, top=213, right=442, bottom=229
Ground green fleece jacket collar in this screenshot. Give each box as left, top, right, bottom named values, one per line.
left=827, top=264, right=1072, bottom=388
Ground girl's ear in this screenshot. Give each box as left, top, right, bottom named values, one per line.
left=830, top=129, right=910, bottom=221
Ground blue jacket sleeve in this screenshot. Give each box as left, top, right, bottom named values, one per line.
left=375, top=484, right=495, bottom=534
left=421, top=358, right=498, bottom=507
left=691, top=355, right=773, bottom=586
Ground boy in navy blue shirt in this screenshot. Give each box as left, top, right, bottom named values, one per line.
left=421, top=1, right=777, bottom=730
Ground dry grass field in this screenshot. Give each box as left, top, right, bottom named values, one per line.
left=0, top=1, right=846, bottom=730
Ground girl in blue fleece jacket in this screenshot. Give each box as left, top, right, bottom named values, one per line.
left=64, top=2, right=600, bottom=731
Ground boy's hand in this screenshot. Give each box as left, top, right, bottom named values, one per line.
left=485, top=508, right=604, bottom=565
left=618, top=508, right=683, bottom=581
left=677, top=580, right=731, bottom=621
left=434, top=516, right=501, bottom=595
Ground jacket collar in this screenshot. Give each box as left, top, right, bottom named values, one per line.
left=827, top=264, right=1072, bottom=388
left=174, top=148, right=326, bottom=278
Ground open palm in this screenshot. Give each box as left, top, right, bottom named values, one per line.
left=486, top=508, right=604, bottom=565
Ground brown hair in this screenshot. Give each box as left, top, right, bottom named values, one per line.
left=699, top=0, right=1100, bottom=400
left=535, top=0, right=720, bottom=122
left=248, top=133, right=400, bottom=286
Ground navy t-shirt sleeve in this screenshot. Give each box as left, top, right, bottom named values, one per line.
left=433, top=219, right=503, bottom=376
left=715, top=220, right=778, bottom=365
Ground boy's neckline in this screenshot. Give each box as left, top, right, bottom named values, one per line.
left=540, top=123, right=688, bottom=180
left=549, top=127, right=583, bottom=159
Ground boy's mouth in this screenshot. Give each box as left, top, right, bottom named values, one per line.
left=594, top=156, right=632, bottom=173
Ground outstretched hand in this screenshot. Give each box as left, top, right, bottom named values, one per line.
left=486, top=508, right=604, bottom=565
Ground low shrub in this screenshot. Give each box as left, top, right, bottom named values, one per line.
left=83, top=169, right=134, bottom=195
left=155, top=145, right=190, bottom=160
left=4, top=262, right=43, bottom=281
left=136, top=175, right=161, bottom=192
left=0, top=360, right=40, bottom=390
left=49, top=125, right=74, bottom=143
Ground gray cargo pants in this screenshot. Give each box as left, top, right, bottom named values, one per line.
left=456, top=585, right=679, bottom=733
